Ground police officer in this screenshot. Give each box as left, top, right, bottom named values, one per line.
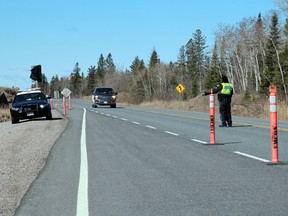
left=202, top=75, right=233, bottom=127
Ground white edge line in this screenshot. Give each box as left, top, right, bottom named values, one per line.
left=234, top=151, right=270, bottom=163
left=146, top=125, right=156, bottom=129
left=77, top=108, right=89, bottom=216
left=164, top=131, right=179, bottom=136
left=191, top=139, right=208, bottom=144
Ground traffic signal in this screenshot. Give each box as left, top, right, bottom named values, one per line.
left=30, top=65, right=42, bottom=82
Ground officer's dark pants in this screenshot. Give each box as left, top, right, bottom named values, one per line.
left=219, top=100, right=232, bottom=126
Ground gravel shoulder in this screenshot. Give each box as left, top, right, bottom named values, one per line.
left=0, top=109, right=68, bottom=216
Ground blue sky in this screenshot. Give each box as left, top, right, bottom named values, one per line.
left=1, top=0, right=277, bottom=90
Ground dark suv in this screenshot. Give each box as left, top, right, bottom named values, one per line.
left=92, top=87, right=118, bottom=108
left=10, top=89, right=52, bottom=124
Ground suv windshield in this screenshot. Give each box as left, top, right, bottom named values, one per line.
left=14, top=93, right=46, bottom=103
left=96, top=88, right=114, bottom=94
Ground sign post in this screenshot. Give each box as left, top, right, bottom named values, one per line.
left=176, top=84, right=185, bottom=109
left=61, top=88, right=72, bottom=115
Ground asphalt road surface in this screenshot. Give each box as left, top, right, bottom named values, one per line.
left=16, top=99, right=288, bottom=216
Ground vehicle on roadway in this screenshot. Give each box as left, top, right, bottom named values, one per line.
left=10, top=88, right=52, bottom=124
left=92, top=86, right=118, bottom=108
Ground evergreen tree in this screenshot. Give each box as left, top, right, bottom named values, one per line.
left=71, top=62, right=82, bottom=96
left=185, top=38, right=198, bottom=97
left=205, top=43, right=221, bottom=89
left=149, top=49, right=160, bottom=68
left=146, top=49, right=159, bottom=99
left=186, top=38, right=197, bottom=74
left=177, top=46, right=187, bottom=83
left=96, top=54, right=106, bottom=86
left=49, top=75, right=56, bottom=95
left=130, top=56, right=146, bottom=103
left=86, top=66, right=96, bottom=94
left=193, top=29, right=208, bottom=93
left=130, top=56, right=145, bottom=75
left=261, top=12, right=281, bottom=94
left=105, top=53, right=116, bottom=74
left=49, top=75, right=62, bottom=96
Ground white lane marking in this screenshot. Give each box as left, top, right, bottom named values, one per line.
left=234, top=151, right=270, bottom=163
left=121, top=118, right=127, bottom=121
left=191, top=139, right=208, bottom=144
left=112, top=116, right=118, bottom=118
left=132, top=121, right=140, bottom=125
left=146, top=125, right=156, bottom=129
left=164, top=131, right=179, bottom=136
left=106, top=114, right=111, bottom=116
left=100, top=112, right=104, bottom=115
left=77, top=108, right=89, bottom=216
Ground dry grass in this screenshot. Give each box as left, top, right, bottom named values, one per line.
left=84, top=92, right=288, bottom=120
left=139, top=94, right=288, bottom=120
left=0, top=108, right=11, bottom=122
left=0, top=86, right=18, bottom=122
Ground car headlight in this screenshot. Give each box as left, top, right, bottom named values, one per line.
left=11, top=107, right=20, bottom=112
left=112, top=95, right=116, bottom=99
left=40, top=104, right=48, bottom=109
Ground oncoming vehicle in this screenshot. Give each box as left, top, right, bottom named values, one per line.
left=10, top=88, right=52, bottom=124
left=92, top=87, right=118, bottom=108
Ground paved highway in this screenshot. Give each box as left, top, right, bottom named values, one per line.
left=16, top=99, right=288, bottom=215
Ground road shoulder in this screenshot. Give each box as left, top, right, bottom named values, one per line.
left=0, top=109, right=68, bottom=216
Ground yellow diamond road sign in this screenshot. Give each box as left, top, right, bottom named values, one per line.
left=176, top=84, right=185, bottom=93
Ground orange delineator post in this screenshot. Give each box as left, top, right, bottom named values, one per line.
left=63, top=96, right=67, bottom=115
left=210, top=89, right=216, bottom=144
left=269, top=86, right=279, bottom=163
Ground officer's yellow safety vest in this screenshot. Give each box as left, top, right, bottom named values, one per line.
left=221, top=83, right=233, bottom=95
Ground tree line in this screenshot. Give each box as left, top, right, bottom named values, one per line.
left=38, top=3, right=288, bottom=103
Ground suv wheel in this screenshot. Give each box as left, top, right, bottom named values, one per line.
left=46, top=112, right=53, bottom=120
left=11, top=118, right=19, bottom=124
